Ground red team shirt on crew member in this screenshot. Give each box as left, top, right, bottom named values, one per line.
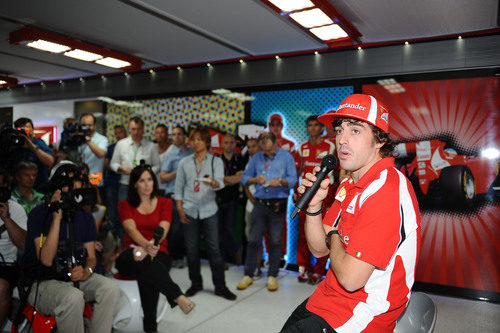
left=299, top=139, right=335, bottom=177
left=306, top=158, right=421, bottom=332
left=118, top=197, right=173, bottom=254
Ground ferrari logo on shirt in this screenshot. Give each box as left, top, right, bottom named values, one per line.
left=335, top=187, right=347, bottom=202
left=317, top=151, right=326, bottom=159
left=303, top=149, right=310, bottom=157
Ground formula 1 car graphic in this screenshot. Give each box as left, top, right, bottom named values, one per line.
left=395, top=139, right=499, bottom=208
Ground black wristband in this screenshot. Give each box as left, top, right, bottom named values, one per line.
left=306, top=206, right=323, bottom=216
left=325, top=229, right=339, bottom=249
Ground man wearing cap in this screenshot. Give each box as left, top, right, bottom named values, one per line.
left=21, top=161, right=120, bottom=333
left=282, top=94, right=421, bottom=332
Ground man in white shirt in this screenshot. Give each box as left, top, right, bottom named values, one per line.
left=110, top=117, right=160, bottom=201
left=78, top=113, right=108, bottom=186
left=0, top=169, right=27, bottom=328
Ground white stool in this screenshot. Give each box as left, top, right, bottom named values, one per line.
left=112, top=274, right=169, bottom=332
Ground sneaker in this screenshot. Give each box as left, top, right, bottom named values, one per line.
left=297, top=266, right=308, bottom=283
left=185, top=283, right=203, bottom=297
left=308, top=273, right=322, bottom=285
left=267, top=276, right=278, bottom=291
left=214, top=286, right=237, bottom=300
left=253, top=267, right=263, bottom=280
left=237, top=275, right=253, bottom=290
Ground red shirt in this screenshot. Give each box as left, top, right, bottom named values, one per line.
left=299, top=139, right=335, bottom=177
left=118, top=197, right=173, bottom=254
left=307, top=158, right=421, bottom=332
left=276, top=136, right=295, bottom=153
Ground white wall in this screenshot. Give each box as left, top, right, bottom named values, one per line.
left=13, top=99, right=91, bottom=141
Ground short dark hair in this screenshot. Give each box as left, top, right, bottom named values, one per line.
left=306, top=115, right=322, bottom=126
left=258, top=132, right=276, bottom=145
left=127, top=164, right=159, bottom=207
left=189, top=128, right=211, bottom=148
left=173, top=125, right=187, bottom=136
left=14, top=117, right=34, bottom=129
left=332, top=117, right=395, bottom=158
left=16, top=161, right=38, bottom=176
left=114, top=124, right=126, bottom=131
left=155, top=124, right=168, bottom=131
left=80, top=112, right=96, bottom=124
left=129, top=116, right=144, bottom=127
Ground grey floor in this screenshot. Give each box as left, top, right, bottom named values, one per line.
left=4, top=261, right=499, bottom=332
left=155, top=262, right=500, bottom=333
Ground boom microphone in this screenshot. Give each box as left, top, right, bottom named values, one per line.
left=151, top=226, right=164, bottom=261
left=290, top=154, right=337, bottom=219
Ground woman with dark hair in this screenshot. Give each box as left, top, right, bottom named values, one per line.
left=115, top=163, right=195, bottom=333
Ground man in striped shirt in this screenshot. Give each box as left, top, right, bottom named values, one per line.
left=282, top=94, right=421, bottom=333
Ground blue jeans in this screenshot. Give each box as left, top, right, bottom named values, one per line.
left=104, top=185, right=121, bottom=236
left=218, top=200, right=239, bottom=262
left=244, top=201, right=284, bottom=277
left=182, top=213, right=226, bottom=288
left=118, top=184, right=128, bottom=202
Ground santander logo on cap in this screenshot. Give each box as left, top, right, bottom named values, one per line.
left=338, top=103, right=366, bottom=111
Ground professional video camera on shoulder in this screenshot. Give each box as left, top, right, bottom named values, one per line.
left=0, top=123, right=26, bottom=153
left=45, top=161, right=97, bottom=212
left=61, top=122, right=92, bottom=149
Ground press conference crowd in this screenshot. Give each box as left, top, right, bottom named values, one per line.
left=0, top=94, right=422, bottom=332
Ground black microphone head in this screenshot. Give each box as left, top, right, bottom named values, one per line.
left=153, top=226, right=164, bottom=242
left=321, top=154, right=337, bottom=171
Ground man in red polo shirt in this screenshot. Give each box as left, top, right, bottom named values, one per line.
left=282, top=94, right=421, bottom=333
left=296, top=115, right=335, bottom=285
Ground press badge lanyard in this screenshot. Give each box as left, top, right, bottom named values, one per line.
left=193, top=156, right=203, bottom=192
left=262, top=153, right=275, bottom=176
left=132, top=143, right=139, bottom=167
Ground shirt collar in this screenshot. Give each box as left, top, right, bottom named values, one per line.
left=352, top=157, right=395, bottom=189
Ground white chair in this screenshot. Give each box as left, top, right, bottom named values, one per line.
left=394, top=292, right=437, bottom=333
left=112, top=274, right=169, bottom=333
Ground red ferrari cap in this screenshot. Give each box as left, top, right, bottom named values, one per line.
left=318, top=94, right=390, bottom=133
left=268, top=113, right=283, bottom=125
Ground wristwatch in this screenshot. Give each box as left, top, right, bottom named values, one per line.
left=325, top=230, right=339, bottom=249
left=86, top=266, right=94, bottom=275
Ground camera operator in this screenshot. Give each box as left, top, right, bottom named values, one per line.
left=74, top=113, right=108, bottom=186
left=21, top=161, right=120, bottom=333
left=13, top=118, right=55, bottom=191
left=0, top=168, right=27, bottom=329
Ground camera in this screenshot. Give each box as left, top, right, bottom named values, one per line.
left=0, top=123, right=26, bottom=154
left=61, top=122, right=92, bottom=149
left=0, top=186, right=11, bottom=203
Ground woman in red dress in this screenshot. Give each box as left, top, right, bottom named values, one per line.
left=115, top=163, right=195, bottom=333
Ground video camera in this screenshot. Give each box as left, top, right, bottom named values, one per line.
left=62, top=122, right=92, bottom=149
left=0, top=187, right=11, bottom=203
left=0, top=123, right=26, bottom=154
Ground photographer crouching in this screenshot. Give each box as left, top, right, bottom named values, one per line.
left=20, top=161, right=120, bottom=333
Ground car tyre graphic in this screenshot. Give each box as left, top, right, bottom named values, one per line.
left=439, top=165, right=476, bottom=209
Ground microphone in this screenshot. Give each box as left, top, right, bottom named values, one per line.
left=290, top=154, right=337, bottom=219
left=151, top=226, right=164, bottom=261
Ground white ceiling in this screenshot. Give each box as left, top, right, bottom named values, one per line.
left=0, top=0, right=498, bottom=84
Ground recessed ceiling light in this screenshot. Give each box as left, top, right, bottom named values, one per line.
left=309, top=24, right=348, bottom=41
left=59, top=80, right=63, bottom=83
left=177, top=66, right=181, bottom=70
left=314, top=51, right=319, bottom=55
left=79, top=77, right=84, bottom=81
left=405, top=41, right=409, bottom=45
left=95, top=57, right=131, bottom=68
left=149, top=69, right=155, bottom=74
left=357, top=46, right=362, bottom=50
left=268, top=0, right=314, bottom=12
left=275, top=55, right=280, bottom=59
left=124, top=72, right=129, bottom=76
left=289, top=8, right=333, bottom=28
left=239, top=59, right=244, bottom=63
left=458, top=36, right=462, bottom=39
left=26, top=39, right=71, bottom=53
left=64, top=49, right=102, bottom=61
left=207, top=63, right=211, bottom=67
left=101, top=75, right=105, bottom=79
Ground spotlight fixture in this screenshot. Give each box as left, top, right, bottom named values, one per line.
left=357, top=46, right=362, bottom=50
left=458, top=36, right=462, bottom=39
left=207, top=63, right=212, bottom=67
left=59, top=80, right=63, bottom=83
left=275, top=55, right=280, bottom=59
left=239, top=59, right=244, bottom=63
left=314, top=51, right=319, bottom=55
left=149, top=69, right=155, bottom=74
left=405, top=41, right=409, bottom=45
left=124, top=72, right=129, bottom=76
left=177, top=66, right=181, bottom=70
left=0, top=76, right=18, bottom=88
left=9, top=28, right=142, bottom=71
left=79, top=77, right=84, bottom=82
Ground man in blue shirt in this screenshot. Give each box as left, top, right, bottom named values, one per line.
left=160, top=125, right=192, bottom=267
left=237, top=132, right=297, bottom=292
left=77, top=113, right=108, bottom=186
left=13, top=117, right=55, bottom=191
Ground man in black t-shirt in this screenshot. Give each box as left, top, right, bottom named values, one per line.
left=216, top=134, right=245, bottom=264
left=22, top=161, right=120, bottom=333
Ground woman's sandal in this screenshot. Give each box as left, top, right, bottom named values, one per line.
left=180, top=300, right=196, bottom=314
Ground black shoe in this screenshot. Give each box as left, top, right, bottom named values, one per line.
left=185, top=284, right=203, bottom=297
left=214, top=286, right=237, bottom=301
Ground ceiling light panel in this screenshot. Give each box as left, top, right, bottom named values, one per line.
left=289, top=8, right=334, bottom=28
left=0, top=80, right=6, bottom=85
left=64, top=49, right=103, bottom=61
left=95, top=57, right=131, bottom=68
left=26, top=40, right=71, bottom=53
left=268, top=0, right=314, bottom=12
left=310, top=24, right=348, bottom=41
